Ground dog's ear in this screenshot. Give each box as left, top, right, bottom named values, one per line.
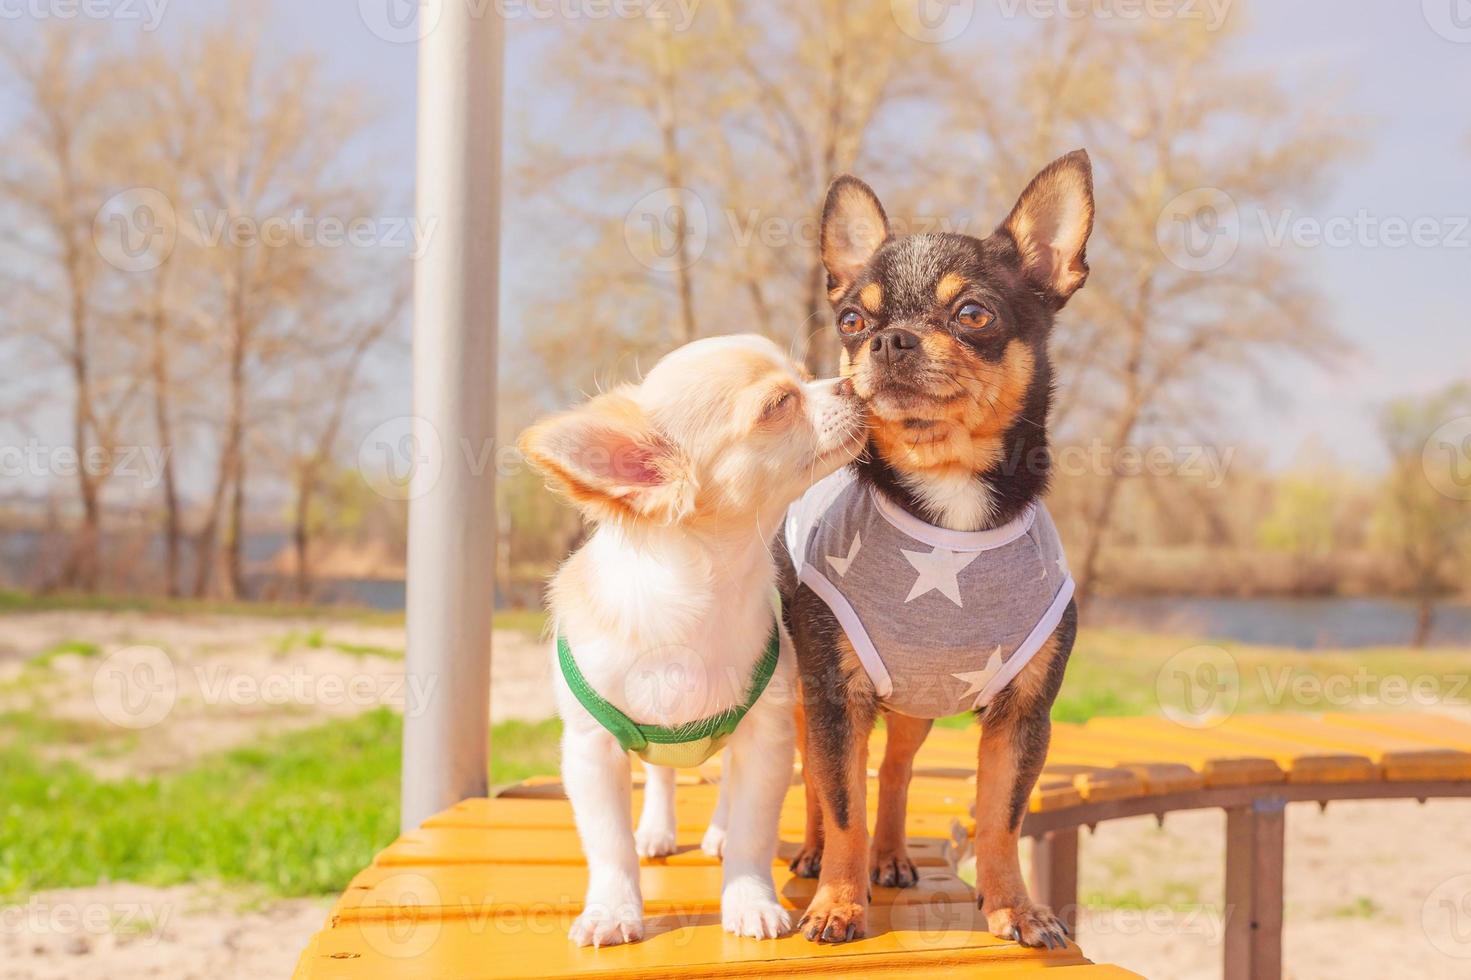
left=518, top=389, right=696, bottom=524
left=821, top=174, right=890, bottom=302
left=1000, top=149, right=1094, bottom=309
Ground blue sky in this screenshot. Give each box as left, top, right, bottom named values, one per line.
left=3, top=0, right=1469, bottom=476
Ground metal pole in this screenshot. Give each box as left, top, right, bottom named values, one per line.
left=401, top=3, right=503, bottom=831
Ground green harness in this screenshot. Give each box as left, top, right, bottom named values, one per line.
left=556, top=626, right=781, bottom=769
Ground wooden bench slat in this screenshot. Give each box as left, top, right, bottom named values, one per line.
left=1217, top=715, right=1471, bottom=781
left=295, top=904, right=1094, bottom=979
left=332, top=864, right=974, bottom=924
left=376, top=827, right=955, bottom=870
left=1091, top=716, right=1379, bottom=784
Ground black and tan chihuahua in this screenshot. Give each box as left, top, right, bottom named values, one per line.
left=779, top=150, right=1094, bottom=949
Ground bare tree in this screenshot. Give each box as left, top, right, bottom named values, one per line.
left=937, top=21, right=1354, bottom=606
left=281, top=281, right=407, bottom=599
left=168, top=26, right=375, bottom=598
left=517, top=0, right=947, bottom=376
left=1376, top=385, right=1471, bottom=647
left=0, top=29, right=144, bottom=591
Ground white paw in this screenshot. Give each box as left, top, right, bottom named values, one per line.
left=568, top=903, right=644, bottom=948
left=635, top=822, right=678, bottom=858
left=721, top=878, right=790, bottom=940
left=701, top=824, right=727, bottom=858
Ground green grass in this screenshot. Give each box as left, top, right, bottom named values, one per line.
left=330, top=641, right=405, bottom=659
left=0, top=711, right=563, bottom=900
left=29, top=640, right=102, bottom=669
left=1330, top=895, right=1384, bottom=919
left=904, top=625, right=1471, bottom=731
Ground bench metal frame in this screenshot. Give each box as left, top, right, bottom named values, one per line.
left=1025, top=781, right=1471, bottom=980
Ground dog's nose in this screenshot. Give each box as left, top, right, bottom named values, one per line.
left=871, top=329, right=920, bottom=364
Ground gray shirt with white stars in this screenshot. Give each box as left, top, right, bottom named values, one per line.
left=784, top=468, right=1075, bottom=719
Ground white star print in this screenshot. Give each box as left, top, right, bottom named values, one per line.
left=826, top=532, right=862, bottom=577
left=901, top=546, right=982, bottom=606
left=953, top=645, right=1006, bottom=703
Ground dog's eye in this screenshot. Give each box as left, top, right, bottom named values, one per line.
left=838, top=310, right=866, bottom=335
left=762, top=390, right=796, bottom=423
left=955, top=302, right=995, bottom=331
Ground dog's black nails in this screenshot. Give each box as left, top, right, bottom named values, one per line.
left=1009, top=926, right=1021, bottom=942
left=845, top=923, right=858, bottom=943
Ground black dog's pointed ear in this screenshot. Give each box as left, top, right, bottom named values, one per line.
left=821, top=174, right=890, bottom=303
left=1001, top=149, right=1094, bottom=309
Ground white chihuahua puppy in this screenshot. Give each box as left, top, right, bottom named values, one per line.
left=519, top=334, right=865, bottom=947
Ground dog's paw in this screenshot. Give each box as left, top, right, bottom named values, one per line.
left=635, top=822, right=678, bottom=858
left=788, top=843, right=822, bottom=878
left=983, top=899, right=1070, bottom=951
left=798, top=888, right=867, bottom=944
left=870, top=849, right=919, bottom=888
left=721, top=878, right=790, bottom=940
left=700, top=824, right=726, bottom=858
left=569, top=904, right=645, bottom=948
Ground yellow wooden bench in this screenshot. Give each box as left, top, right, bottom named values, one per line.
left=294, top=713, right=1471, bottom=980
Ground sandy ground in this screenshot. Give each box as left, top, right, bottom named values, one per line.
left=0, top=884, right=329, bottom=980
left=4, top=610, right=1471, bottom=978
left=0, top=610, right=553, bottom=778
left=1070, top=799, right=1471, bottom=979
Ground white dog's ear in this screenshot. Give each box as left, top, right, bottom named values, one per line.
left=1000, top=149, right=1094, bottom=309
left=519, top=389, right=696, bottom=524
left=821, top=174, right=890, bottom=302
